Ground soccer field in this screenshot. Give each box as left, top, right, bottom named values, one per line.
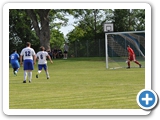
left=9, top=57, right=145, bottom=109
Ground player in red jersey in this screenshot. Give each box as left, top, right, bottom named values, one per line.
left=126, top=45, right=141, bottom=69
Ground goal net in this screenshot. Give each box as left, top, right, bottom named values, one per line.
left=105, top=31, right=145, bottom=69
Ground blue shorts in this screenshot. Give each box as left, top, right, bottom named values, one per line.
left=11, top=61, right=20, bottom=69
left=38, top=64, right=47, bottom=71
left=23, top=59, right=34, bottom=70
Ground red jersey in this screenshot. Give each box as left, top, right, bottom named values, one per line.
left=127, top=47, right=134, bottom=56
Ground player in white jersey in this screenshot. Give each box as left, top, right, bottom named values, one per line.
left=20, top=42, right=36, bottom=83
left=36, top=46, right=53, bottom=79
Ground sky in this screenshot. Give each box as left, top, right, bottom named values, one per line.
left=59, top=15, right=75, bottom=37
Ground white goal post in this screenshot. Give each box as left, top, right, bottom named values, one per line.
left=105, top=31, right=145, bottom=69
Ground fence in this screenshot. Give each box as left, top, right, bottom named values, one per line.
left=68, top=33, right=145, bottom=58
left=69, top=39, right=105, bottom=57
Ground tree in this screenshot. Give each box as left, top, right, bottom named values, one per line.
left=67, top=9, right=110, bottom=56
left=26, top=9, right=73, bottom=51
left=9, top=9, right=72, bottom=53
left=26, top=9, right=51, bottom=50
left=112, top=9, right=145, bottom=32
left=112, top=9, right=130, bottom=31
left=132, top=9, right=145, bottom=30
left=50, top=29, right=64, bottom=49
left=9, top=9, right=39, bottom=54
left=73, top=9, right=106, bottom=41
left=9, top=9, right=145, bottom=57
left=66, top=9, right=145, bottom=57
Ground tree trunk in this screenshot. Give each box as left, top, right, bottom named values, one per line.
left=39, top=30, right=50, bottom=51
left=26, top=9, right=51, bottom=50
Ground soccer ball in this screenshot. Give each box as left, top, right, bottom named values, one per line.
left=125, top=61, right=128, bottom=63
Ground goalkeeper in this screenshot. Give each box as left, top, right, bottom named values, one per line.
left=126, top=45, right=141, bottom=69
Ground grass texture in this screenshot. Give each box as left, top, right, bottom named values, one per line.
left=9, top=57, right=145, bottom=109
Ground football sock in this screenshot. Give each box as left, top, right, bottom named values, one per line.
left=46, top=71, right=49, bottom=77
left=24, top=71, right=27, bottom=80
left=38, top=70, right=41, bottom=74
left=127, top=62, right=130, bottom=67
left=28, top=71, right=32, bottom=81
left=16, top=68, right=19, bottom=72
left=135, top=61, right=140, bottom=65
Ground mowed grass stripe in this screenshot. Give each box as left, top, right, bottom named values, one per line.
left=9, top=57, right=144, bottom=109
left=9, top=93, right=139, bottom=109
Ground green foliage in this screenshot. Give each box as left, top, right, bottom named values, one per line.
left=49, top=9, right=69, bottom=29
left=9, top=9, right=70, bottom=53
left=67, top=26, right=87, bottom=42
left=9, top=9, right=39, bottom=53
left=9, top=9, right=145, bottom=56
left=50, top=29, right=65, bottom=49
left=132, top=9, right=145, bottom=30
left=112, top=9, right=145, bottom=31
left=66, top=9, right=145, bottom=57
left=67, top=9, right=109, bottom=57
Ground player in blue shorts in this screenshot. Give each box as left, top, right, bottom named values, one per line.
left=36, top=46, right=53, bottom=79
left=10, top=49, right=20, bottom=76
left=20, top=42, right=36, bottom=83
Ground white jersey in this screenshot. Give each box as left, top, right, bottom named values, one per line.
left=20, top=47, right=36, bottom=60
left=64, top=44, right=69, bottom=51
left=36, top=51, right=49, bottom=64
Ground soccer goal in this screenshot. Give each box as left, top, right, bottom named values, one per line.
left=105, top=31, right=145, bottom=69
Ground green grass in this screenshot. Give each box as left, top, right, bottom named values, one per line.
left=9, top=57, right=145, bottom=109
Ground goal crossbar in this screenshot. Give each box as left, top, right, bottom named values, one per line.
left=105, top=31, right=145, bottom=35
